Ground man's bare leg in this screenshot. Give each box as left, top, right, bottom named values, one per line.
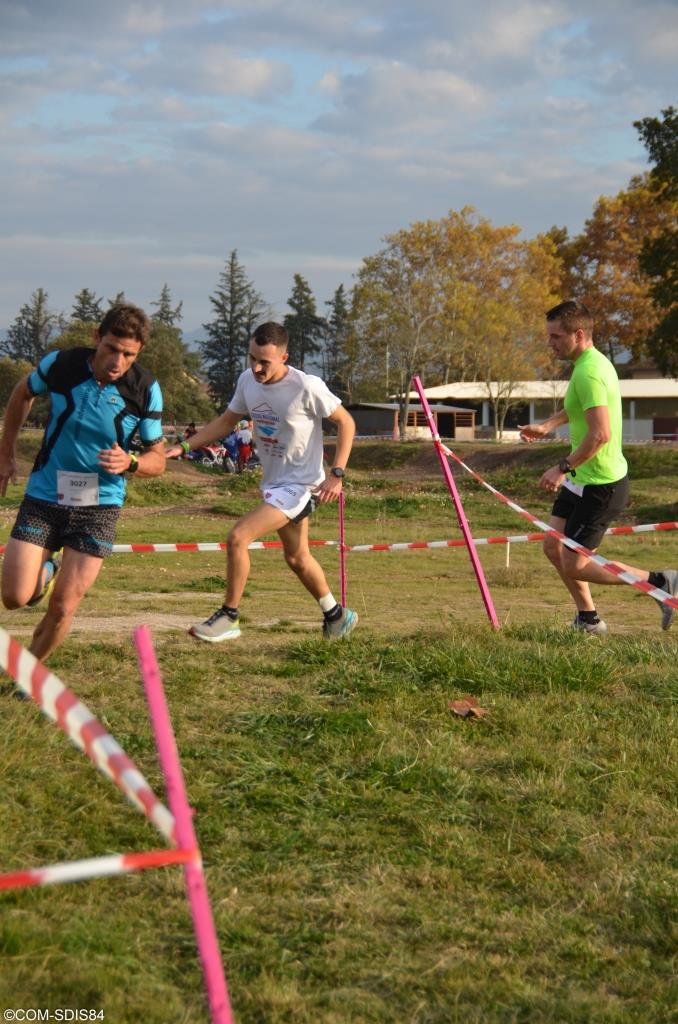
left=561, top=548, right=650, bottom=586
left=1, top=538, right=54, bottom=608
left=27, top=549, right=104, bottom=661
left=543, top=517, right=597, bottom=612
left=278, top=516, right=332, bottom=600
left=224, top=501, right=290, bottom=607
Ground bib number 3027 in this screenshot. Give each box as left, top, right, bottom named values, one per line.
left=57, top=471, right=100, bottom=507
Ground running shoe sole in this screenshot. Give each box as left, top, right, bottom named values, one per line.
left=188, top=624, right=241, bottom=643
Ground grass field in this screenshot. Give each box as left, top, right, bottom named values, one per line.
left=1, top=439, right=677, bottom=1023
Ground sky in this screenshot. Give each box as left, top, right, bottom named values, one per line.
left=1, top=0, right=677, bottom=334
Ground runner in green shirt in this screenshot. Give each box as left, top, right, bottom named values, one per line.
left=519, top=300, right=677, bottom=635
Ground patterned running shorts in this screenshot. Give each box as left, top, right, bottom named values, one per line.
left=11, top=496, right=121, bottom=559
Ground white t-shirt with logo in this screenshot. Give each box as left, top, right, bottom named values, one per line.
left=228, top=366, right=340, bottom=489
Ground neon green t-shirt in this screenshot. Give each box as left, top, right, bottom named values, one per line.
left=564, top=347, right=627, bottom=485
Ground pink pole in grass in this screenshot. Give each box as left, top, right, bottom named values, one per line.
left=412, top=376, right=500, bottom=629
left=133, top=626, right=235, bottom=1024
left=338, top=490, right=347, bottom=607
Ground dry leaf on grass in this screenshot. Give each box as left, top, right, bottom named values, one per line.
left=449, top=694, right=487, bottom=719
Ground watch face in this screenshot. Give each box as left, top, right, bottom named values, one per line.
left=331, top=467, right=345, bottom=478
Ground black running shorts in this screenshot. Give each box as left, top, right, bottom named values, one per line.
left=551, top=476, right=630, bottom=549
left=11, top=496, right=121, bottom=559
left=291, top=495, right=319, bottom=524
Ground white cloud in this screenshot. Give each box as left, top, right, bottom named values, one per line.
left=0, top=0, right=676, bottom=328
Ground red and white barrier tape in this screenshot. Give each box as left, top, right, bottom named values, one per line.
left=437, top=442, right=678, bottom=611
left=344, top=520, right=678, bottom=552
left=0, top=846, right=198, bottom=892
left=111, top=539, right=336, bottom=553
left=0, top=628, right=175, bottom=843
left=4, top=522, right=674, bottom=558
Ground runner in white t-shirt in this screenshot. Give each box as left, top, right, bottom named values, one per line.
left=166, top=321, right=358, bottom=642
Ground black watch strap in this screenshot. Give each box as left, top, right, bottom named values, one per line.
left=558, top=458, right=575, bottom=477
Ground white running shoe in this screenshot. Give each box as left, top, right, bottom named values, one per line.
left=189, top=607, right=241, bottom=642
left=656, top=569, right=678, bottom=631
left=323, top=607, right=358, bottom=639
left=572, top=615, right=608, bottom=636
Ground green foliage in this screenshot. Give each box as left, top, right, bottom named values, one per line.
left=0, top=356, right=32, bottom=414
left=48, top=319, right=96, bottom=351
left=137, top=322, right=215, bottom=424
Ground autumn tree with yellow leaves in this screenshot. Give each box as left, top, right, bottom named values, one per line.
left=351, top=208, right=560, bottom=437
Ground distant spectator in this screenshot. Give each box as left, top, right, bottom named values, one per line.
left=236, top=419, right=253, bottom=471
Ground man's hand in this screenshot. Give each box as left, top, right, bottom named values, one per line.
left=539, top=466, right=566, bottom=493
left=98, top=442, right=134, bottom=475
left=313, top=475, right=343, bottom=504
left=519, top=423, right=548, bottom=442
left=0, top=452, right=18, bottom=496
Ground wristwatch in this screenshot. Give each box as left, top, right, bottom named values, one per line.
left=558, top=458, right=575, bottom=477
left=330, top=467, right=345, bottom=478
left=127, top=452, right=140, bottom=474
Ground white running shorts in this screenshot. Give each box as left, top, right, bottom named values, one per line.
left=263, top=483, right=315, bottom=521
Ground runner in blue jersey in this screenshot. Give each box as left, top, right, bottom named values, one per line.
left=0, top=304, right=166, bottom=662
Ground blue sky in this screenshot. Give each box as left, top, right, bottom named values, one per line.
left=1, top=0, right=676, bottom=332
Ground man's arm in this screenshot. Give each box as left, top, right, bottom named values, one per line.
left=165, top=410, right=243, bottom=458
left=315, top=405, right=356, bottom=504
left=0, top=377, right=35, bottom=496
left=538, top=406, right=611, bottom=492
left=565, top=405, right=611, bottom=469
left=519, top=407, right=569, bottom=441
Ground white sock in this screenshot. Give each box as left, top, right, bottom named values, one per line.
left=318, top=592, right=338, bottom=613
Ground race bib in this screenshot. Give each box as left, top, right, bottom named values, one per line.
left=562, top=478, right=584, bottom=498
left=57, top=471, right=100, bottom=507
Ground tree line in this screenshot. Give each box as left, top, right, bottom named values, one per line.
left=2, top=107, right=676, bottom=436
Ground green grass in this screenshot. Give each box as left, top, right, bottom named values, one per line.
left=1, top=440, right=677, bottom=1022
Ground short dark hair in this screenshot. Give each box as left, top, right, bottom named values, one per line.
left=252, top=321, right=288, bottom=350
left=546, top=300, right=593, bottom=337
left=98, top=303, right=150, bottom=345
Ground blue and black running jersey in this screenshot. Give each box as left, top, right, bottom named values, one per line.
left=27, top=347, right=164, bottom=507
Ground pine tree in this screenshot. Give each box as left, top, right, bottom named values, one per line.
left=323, top=284, right=352, bottom=398
left=72, top=288, right=104, bottom=323
left=201, top=251, right=268, bottom=406
left=283, top=274, right=325, bottom=371
left=151, top=284, right=183, bottom=327
left=1, top=288, right=57, bottom=364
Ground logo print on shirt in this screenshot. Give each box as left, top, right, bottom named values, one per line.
left=252, top=401, right=280, bottom=438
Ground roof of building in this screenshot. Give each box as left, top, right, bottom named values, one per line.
left=409, top=379, right=678, bottom=401
left=348, top=401, right=473, bottom=413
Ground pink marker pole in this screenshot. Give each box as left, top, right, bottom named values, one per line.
left=133, top=626, right=235, bottom=1024
left=339, top=491, right=347, bottom=607
left=412, top=376, right=500, bottom=629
